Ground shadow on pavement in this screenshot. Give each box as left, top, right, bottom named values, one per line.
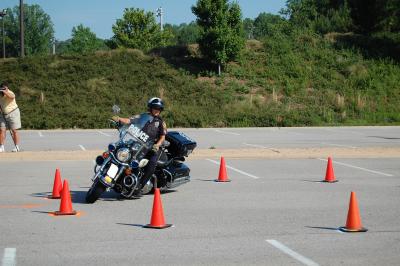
left=305, top=226, right=341, bottom=231
left=31, top=210, right=53, bottom=214
left=31, top=192, right=52, bottom=198
left=368, top=136, right=400, bottom=140
left=116, top=223, right=144, bottom=228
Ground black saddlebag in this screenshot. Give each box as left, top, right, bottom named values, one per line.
left=166, top=131, right=197, bottom=157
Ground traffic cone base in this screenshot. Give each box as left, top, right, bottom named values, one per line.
left=54, top=180, right=77, bottom=216
left=49, top=168, right=63, bottom=199
left=339, top=226, right=368, bottom=233
left=144, top=188, right=172, bottom=229
left=143, top=224, right=173, bottom=229
left=322, top=180, right=338, bottom=183
left=54, top=210, right=77, bottom=216
left=215, top=179, right=231, bottom=182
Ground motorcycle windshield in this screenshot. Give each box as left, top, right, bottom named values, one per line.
left=129, top=113, right=154, bottom=128
left=120, top=113, right=154, bottom=146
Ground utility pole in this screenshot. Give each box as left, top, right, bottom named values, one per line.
left=156, top=7, right=163, bottom=31
left=20, top=0, right=24, bottom=57
left=0, top=9, right=6, bottom=59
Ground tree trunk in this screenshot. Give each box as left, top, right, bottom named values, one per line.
left=218, top=63, right=221, bottom=76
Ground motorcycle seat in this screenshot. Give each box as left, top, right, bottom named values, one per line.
left=157, top=159, right=172, bottom=167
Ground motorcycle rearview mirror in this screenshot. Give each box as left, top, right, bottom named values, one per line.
left=139, top=159, right=149, bottom=168
left=112, top=105, right=121, bottom=114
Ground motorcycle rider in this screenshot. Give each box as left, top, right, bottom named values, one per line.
left=112, top=97, right=167, bottom=198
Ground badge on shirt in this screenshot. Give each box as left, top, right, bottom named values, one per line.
left=154, top=121, right=159, bottom=128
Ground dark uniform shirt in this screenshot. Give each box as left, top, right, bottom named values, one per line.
left=142, top=115, right=167, bottom=142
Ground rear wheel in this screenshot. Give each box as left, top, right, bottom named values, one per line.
left=85, top=181, right=106, bottom=203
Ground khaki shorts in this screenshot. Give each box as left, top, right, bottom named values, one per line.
left=0, top=108, right=21, bottom=129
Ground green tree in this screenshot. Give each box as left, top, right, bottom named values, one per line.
left=243, top=18, right=254, bottom=39
left=379, top=0, right=400, bottom=32
left=177, top=22, right=201, bottom=45
left=281, top=0, right=352, bottom=33
left=64, top=24, right=106, bottom=54
left=192, top=0, right=245, bottom=75
left=253, top=13, right=285, bottom=39
left=109, top=8, right=174, bottom=51
left=348, top=0, right=400, bottom=33
left=164, top=22, right=200, bottom=45
left=55, top=39, right=70, bottom=54
left=3, top=4, right=54, bottom=57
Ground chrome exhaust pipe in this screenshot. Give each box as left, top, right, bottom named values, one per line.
left=166, top=175, right=190, bottom=189
left=123, top=175, right=136, bottom=188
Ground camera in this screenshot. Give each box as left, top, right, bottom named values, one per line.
left=0, top=87, right=4, bottom=96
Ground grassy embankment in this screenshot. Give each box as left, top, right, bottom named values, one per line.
left=0, top=31, right=399, bottom=129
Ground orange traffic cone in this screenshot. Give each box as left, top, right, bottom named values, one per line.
left=322, top=157, right=338, bottom=183
left=339, top=191, right=367, bottom=232
left=143, top=188, right=172, bottom=229
left=54, top=180, right=77, bottom=216
left=215, top=157, right=231, bottom=182
left=49, top=168, right=63, bottom=199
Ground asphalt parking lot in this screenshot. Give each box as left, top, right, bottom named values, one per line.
left=1, top=126, right=400, bottom=152
left=1, top=154, right=399, bottom=265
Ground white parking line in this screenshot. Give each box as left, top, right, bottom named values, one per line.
left=317, top=158, right=393, bottom=177
left=243, top=143, right=280, bottom=153
left=320, top=142, right=357, bottom=149
left=79, top=145, right=86, bottom=151
left=98, top=130, right=111, bottom=137
left=2, top=248, right=16, bottom=266
left=214, top=129, right=240, bottom=136
left=266, top=240, right=319, bottom=266
left=206, top=159, right=260, bottom=179
left=38, top=131, right=43, bottom=137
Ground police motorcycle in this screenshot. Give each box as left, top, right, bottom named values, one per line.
left=85, top=106, right=197, bottom=203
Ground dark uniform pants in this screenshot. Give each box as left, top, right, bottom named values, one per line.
left=139, top=150, right=160, bottom=189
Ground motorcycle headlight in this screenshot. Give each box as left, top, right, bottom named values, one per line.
left=116, top=148, right=131, bottom=162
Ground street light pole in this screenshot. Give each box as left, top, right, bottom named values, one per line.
left=156, top=7, right=163, bottom=31
left=0, top=9, right=6, bottom=59
left=20, top=0, right=24, bottom=57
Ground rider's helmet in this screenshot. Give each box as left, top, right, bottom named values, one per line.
left=147, top=97, right=164, bottom=111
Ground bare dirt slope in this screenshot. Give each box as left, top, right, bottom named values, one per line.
left=1, top=147, right=400, bottom=161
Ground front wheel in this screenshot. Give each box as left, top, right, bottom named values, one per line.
left=85, top=180, right=106, bottom=203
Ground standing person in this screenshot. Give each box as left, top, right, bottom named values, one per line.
left=112, top=97, right=167, bottom=197
left=0, top=82, right=21, bottom=152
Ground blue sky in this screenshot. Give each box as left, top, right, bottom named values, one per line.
left=1, top=1, right=287, bottom=41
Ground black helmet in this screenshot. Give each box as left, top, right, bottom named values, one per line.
left=147, top=97, right=164, bottom=111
